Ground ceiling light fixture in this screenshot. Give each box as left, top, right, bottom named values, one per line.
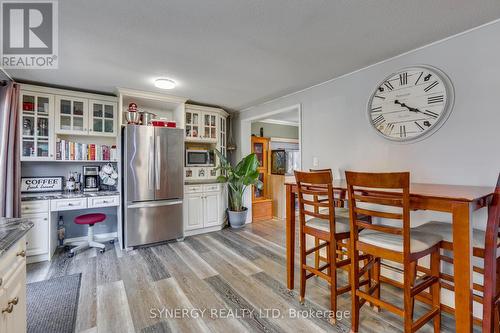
left=154, top=78, right=176, bottom=89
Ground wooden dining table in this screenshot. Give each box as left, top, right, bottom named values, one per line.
left=285, top=178, right=494, bottom=333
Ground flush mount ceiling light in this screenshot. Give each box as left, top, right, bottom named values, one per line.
left=154, top=78, right=177, bottom=89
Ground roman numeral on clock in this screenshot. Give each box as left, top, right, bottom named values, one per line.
left=399, top=125, right=406, bottom=138
left=383, top=81, right=394, bottom=91
left=374, top=95, right=385, bottom=100
left=399, top=72, right=408, bottom=86
left=415, top=71, right=423, bottom=85
left=371, top=106, right=382, bottom=113
left=385, top=123, right=394, bottom=135
left=372, top=115, right=385, bottom=126
left=423, top=110, right=439, bottom=118
left=424, top=81, right=439, bottom=92
left=428, top=95, right=444, bottom=104
left=414, top=121, right=424, bottom=131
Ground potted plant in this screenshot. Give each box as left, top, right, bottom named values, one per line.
left=215, top=150, right=262, bottom=228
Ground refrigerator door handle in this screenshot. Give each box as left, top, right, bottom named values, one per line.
left=127, top=200, right=182, bottom=209
left=155, top=135, right=161, bottom=190
left=148, top=135, right=154, bottom=190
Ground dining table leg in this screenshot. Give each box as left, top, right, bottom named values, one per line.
left=286, top=184, right=295, bottom=290
left=451, top=202, right=474, bottom=333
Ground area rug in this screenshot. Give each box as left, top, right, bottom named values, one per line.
left=27, top=273, right=81, bottom=333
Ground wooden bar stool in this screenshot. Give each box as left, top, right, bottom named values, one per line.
left=295, top=170, right=369, bottom=324
left=414, top=173, right=500, bottom=331
left=346, top=171, right=442, bottom=333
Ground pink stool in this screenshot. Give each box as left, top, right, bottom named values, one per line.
left=68, top=213, right=106, bottom=257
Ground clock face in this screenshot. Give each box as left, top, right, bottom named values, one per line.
left=368, top=66, right=454, bottom=142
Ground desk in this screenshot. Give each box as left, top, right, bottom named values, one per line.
left=21, top=191, right=120, bottom=263
left=285, top=180, right=493, bottom=333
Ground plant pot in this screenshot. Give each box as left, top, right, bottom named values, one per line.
left=227, top=207, right=248, bottom=228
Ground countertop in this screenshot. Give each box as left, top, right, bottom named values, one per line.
left=185, top=180, right=220, bottom=185
left=21, top=191, right=120, bottom=202
left=0, top=218, right=33, bottom=257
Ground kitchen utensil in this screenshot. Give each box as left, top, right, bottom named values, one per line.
left=139, top=111, right=157, bottom=125
left=124, top=111, right=140, bottom=124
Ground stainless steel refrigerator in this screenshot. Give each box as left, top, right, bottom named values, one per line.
left=122, top=125, right=184, bottom=247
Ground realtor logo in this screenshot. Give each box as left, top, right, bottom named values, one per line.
left=1, top=0, right=58, bottom=68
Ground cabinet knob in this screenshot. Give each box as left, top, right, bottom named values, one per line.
left=0, top=277, right=2, bottom=286
left=16, top=250, right=26, bottom=257
left=8, top=297, right=18, bottom=305
left=2, top=304, right=13, bottom=314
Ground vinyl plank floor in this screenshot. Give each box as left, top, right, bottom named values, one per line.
left=26, top=218, right=479, bottom=333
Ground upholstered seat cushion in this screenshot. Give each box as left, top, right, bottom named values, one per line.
left=306, top=215, right=350, bottom=233
left=74, top=213, right=106, bottom=225
left=358, top=229, right=442, bottom=253
left=413, top=221, right=486, bottom=248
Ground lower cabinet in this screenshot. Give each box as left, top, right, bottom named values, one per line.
left=24, top=213, right=49, bottom=256
left=0, top=236, right=27, bottom=333
left=184, top=184, right=225, bottom=235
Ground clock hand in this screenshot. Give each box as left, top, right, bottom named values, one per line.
left=394, top=100, right=422, bottom=113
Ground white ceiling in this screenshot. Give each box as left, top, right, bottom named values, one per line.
left=7, top=0, right=500, bottom=110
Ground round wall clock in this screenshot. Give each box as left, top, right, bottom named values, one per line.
left=367, top=65, right=454, bottom=142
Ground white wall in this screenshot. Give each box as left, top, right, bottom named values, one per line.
left=251, top=122, right=299, bottom=139
left=238, top=19, right=500, bottom=228
left=237, top=20, right=500, bottom=315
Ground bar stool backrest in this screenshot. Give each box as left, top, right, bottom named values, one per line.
left=345, top=171, right=411, bottom=258
left=482, top=172, right=500, bottom=332
left=294, top=170, right=336, bottom=233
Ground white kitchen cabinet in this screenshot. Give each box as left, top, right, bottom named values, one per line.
left=89, top=100, right=117, bottom=137
left=184, top=184, right=226, bottom=235
left=0, top=236, right=27, bottom=333
left=20, top=91, right=55, bottom=161
left=204, top=191, right=220, bottom=227
left=184, top=193, right=204, bottom=230
left=55, top=95, right=89, bottom=135
left=24, top=213, right=49, bottom=256
left=184, top=105, right=228, bottom=143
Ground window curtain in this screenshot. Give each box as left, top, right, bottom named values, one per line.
left=0, top=81, right=20, bottom=218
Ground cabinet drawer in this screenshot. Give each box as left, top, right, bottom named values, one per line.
left=21, top=200, right=49, bottom=215
left=88, top=195, right=120, bottom=208
left=0, top=236, right=26, bottom=282
left=185, top=185, right=203, bottom=193
left=50, top=198, right=87, bottom=211
left=203, top=184, right=221, bottom=192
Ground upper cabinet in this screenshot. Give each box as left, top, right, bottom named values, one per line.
left=20, top=91, right=54, bottom=160
left=184, top=105, right=227, bottom=143
left=89, top=100, right=117, bottom=136
left=55, top=96, right=88, bottom=135
left=19, top=84, right=118, bottom=161
left=55, top=96, right=117, bottom=136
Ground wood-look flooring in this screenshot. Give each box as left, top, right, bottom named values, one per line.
left=27, top=219, right=475, bottom=333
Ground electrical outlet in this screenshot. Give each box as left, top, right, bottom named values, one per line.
left=312, top=157, right=319, bottom=167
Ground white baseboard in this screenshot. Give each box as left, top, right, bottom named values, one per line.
left=184, top=225, right=224, bottom=237
left=64, top=232, right=117, bottom=244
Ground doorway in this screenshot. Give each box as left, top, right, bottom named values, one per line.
left=248, top=105, right=301, bottom=222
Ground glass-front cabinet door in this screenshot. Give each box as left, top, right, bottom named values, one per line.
left=202, top=113, right=217, bottom=141
left=219, top=116, right=227, bottom=157
left=185, top=109, right=201, bottom=140
left=20, top=92, right=54, bottom=160
left=89, top=100, right=116, bottom=136
left=55, top=96, right=88, bottom=135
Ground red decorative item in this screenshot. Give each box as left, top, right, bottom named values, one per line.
left=128, top=102, right=138, bottom=112
left=23, top=102, right=34, bottom=111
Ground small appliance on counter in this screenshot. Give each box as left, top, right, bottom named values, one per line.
left=83, top=166, right=100, bottom=192
left=185, top=149, right=215, bottom=167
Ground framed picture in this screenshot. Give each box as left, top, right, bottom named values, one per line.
left=21, top=177, right=63, bottom=193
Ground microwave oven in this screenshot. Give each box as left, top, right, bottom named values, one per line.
left=186, top=149, right=215, bottom=167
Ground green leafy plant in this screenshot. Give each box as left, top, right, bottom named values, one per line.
left=215, top=150, right=263, bottom=212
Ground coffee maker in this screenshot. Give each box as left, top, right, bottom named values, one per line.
left=83, top=166, right=100, bottom=192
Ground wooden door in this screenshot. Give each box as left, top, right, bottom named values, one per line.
left=251, top=136, right=270, bottom=201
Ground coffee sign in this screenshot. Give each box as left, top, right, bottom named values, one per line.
left=21, top=177, right=63, bottom=193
